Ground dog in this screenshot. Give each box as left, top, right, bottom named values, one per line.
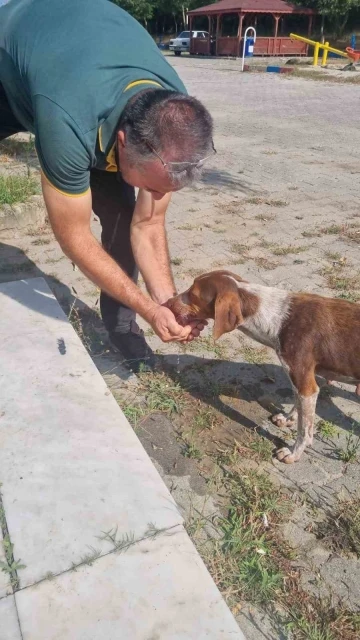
left=167, top=270, right=360, bottom=464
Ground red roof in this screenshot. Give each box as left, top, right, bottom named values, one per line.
left=189, top=0, right=315, bottom=15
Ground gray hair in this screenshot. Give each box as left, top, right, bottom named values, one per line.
left=118, top=90, right=213, bottom=187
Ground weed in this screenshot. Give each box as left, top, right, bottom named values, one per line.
left=230, top=242, right=249, bottom=255
left=271, top=245, right=308, bottom=256
left=241, top=344, right=269, bottom=365
left=144, top=327, right=155, bottom=337
left=245, top=196, right=266, bottom=205
left=267, top=199, right=288, bottom=207
left=212, top=227, right=226, bottom=234
left=0, top=493, right=26, bottom=590
left=325, top=251, right=342, bottom=261
left=0, top=174, right=39, bottom=205
left=122, top=404, right=145, bottom=429
left=177, top=223, right=196, bottom=231
left=317, top=420, right=339, bottom=440
left=249, top=437, right=274, bottom=462
left=336, top=432, right=360, bottom=463
left=139, top=372, right=185, bottom=415
left=255, top=213, right=276, bottom=222
left=31, top=238, right=51, bottom=246
left=171, top=257, right=182, bottom=266
left=317, top=495, right=360, bottom=558
left=302, top=229, right=321, bottom=238
left=337, top=291, right=360, bottom=302
left=320, top=224, right=343, bottom=235
left=254, top=256, right=279, bottom=270
left=192, top=407, right=218, bottom=432
left=183, top=335, right=227, bottom=359
left=182, top=439, right=203, bottom=460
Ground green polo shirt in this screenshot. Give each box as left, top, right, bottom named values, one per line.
left=0, top=0, right=186, bottom=196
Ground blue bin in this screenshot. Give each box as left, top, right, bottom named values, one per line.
left=245, top=37, right=254, bottom=57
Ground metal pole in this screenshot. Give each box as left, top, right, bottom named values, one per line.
left=241, top=26, right=256, bottom=71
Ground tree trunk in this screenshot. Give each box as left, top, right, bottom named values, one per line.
left=173, top=13, right=177, bottom=34
left=320, top=14, right=325, bottom=44
left=337, top=11, right=349, bottom=38
left=182, top=6, right=186, bottom=29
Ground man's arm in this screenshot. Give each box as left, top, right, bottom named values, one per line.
left=130, top=190, right=176, bottom=304
left=41, top=175, right=192, bottom=342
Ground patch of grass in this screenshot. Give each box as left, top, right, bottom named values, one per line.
left=249, top=437, right=274, bottom=462
left=230, top=242, right=249, bottom=255
left=198, top=470, right=291, bottom=604
left=271, top=244, right=308, bottom=256
left=241, top=344, right=269, bottom=365
left=336, top=432, right=360, bottom=463
left=302, top=228, right=321, bottom=238
left=182, top=439, right=203, bottom=460
left=122, top=404, right=145, bottom=429
left=171, top=257, right=182, bottom=266
left=337, top=291, right=360, bottom=302
left=317, top=495, right=360, bottom=558
left=317, top=420, right=339, bottom=440
left=183, top=335, right=227, bottom=359
left=288, top=69, right=360, bottom=85
left=267, top=199, right=288, bottom=207
left=0, top=135, right=36, bottom=157
left=320, top=224, right=343, bottom=235
left=212, top=227, right=226, bottom=234
left=255, top=213, right=276, bottom=222
left=31, top=238, right=51, bottom=246
left=192, top=406, right=219, bottom=432
left=0, top=174, right=39, bottom=205
left=139, top=371, right=185, bottom=416
left=325, top=273, right=358, bottom=291
left=0, top=491, right=26, bottom=590
left=254, top=256, right=279, bottom=270
left=325, top=251, right=342, bottom=261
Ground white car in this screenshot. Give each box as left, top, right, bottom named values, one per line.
left=169, top=30, right=209, bottom=56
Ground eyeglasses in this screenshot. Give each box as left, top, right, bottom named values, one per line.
left=145, top=141, right=217, bottom=173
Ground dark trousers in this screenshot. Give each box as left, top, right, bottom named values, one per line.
left=0, top=82, right=137, bottom=334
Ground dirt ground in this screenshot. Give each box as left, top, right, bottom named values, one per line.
left=1, top=57, right=360, bottom=639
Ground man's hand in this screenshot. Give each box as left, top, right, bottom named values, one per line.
left=149, top=306, right=193, bottom=342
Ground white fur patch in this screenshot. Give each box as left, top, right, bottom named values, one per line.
left=238, top=283, right=291, bottom=348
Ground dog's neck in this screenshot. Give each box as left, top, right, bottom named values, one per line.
left=238, top=283, right=291, bottom=348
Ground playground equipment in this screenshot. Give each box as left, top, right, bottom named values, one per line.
left=241, top=27, right=256, bottom=72
left=290, top=33, right=348, bottom=67
left=344, top=47, right=360, bottom=70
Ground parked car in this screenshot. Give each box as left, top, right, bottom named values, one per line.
left=169, top=30, right=209, bottom=56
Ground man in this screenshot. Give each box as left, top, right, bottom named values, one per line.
left=0, top=0, right=213, bottom=371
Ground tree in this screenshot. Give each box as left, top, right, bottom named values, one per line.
left=297, top=0, right=360, bottom=36
left=111, top=0, right=154, bottom=29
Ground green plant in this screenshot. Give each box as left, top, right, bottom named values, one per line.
left=336, top=432, right=360, bottom=463
left=122, top=404, right=145, bottom=429
left=317, top=420, right=339, bottom=440
left=140, top=372, right=185, bottom=415
left=171, top=257, right=182, bottom=266
left=241, top=344, right=269, bottom=365
left=271, top=245, right=308, bottom=256
left=0, top=174, right=39, bottom=205
left=182, top=440, right=203, bottom=460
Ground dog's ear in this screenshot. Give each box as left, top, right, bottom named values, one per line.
left=213, top=291, right=243, bottom=340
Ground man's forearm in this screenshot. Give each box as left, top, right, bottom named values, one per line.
left=131, top=222, right=175, bottom=304
left=131, top=190, right=176, bottom=304
left=60, top=230, right=158, bottom=323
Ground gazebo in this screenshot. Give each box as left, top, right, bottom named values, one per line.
left=188, top=0, right=317, bottom=57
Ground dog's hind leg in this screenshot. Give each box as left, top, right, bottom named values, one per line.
left=276, top=368, right=319, bottom=464
left=272, top=404, right=298, bottom=429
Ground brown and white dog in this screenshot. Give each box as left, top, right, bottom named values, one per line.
left=167, top=270, right=360, bottom=464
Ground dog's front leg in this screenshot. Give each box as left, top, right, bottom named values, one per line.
left=276, top=390, right=318, bottom=464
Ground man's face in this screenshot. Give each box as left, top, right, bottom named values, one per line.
left=117, top=131, right=180, bottom=200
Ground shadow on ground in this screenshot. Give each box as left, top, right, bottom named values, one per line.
left=159, top=353, right=360, bottom=451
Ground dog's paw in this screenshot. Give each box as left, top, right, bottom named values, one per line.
left=276, top=447, right=296, bottom=464
left=271, top=413, right=295, bottom=428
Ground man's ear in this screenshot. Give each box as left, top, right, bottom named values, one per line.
left=213, top=291, right=243, bottom=340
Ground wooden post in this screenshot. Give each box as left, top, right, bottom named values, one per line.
left=208, top=15, right=211, bottom=55
left=308, top=14, right=313, bottom=37
left=189, top=15, right=193, bottom=54
left=274, top=15, right=280, bottom=39
left=216, top=14, right=220, bottom=56
left=238, top=13, right=243, bottom=58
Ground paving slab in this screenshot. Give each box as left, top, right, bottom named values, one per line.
left=15, top=526, right=244, bottom=640
left=0, top=278, right=182, bottom=588
left=0, top=595, right=22, bottom=640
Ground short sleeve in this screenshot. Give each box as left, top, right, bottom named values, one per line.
left=34, top=95, right=91, bottom=196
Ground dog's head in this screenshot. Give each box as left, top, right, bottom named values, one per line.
left=167, top=270, right=246, bottom=339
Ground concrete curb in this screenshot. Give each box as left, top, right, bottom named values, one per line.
left=243, top=64, right=294, bottom=73
left=0, top=195, right=46, bottom=232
